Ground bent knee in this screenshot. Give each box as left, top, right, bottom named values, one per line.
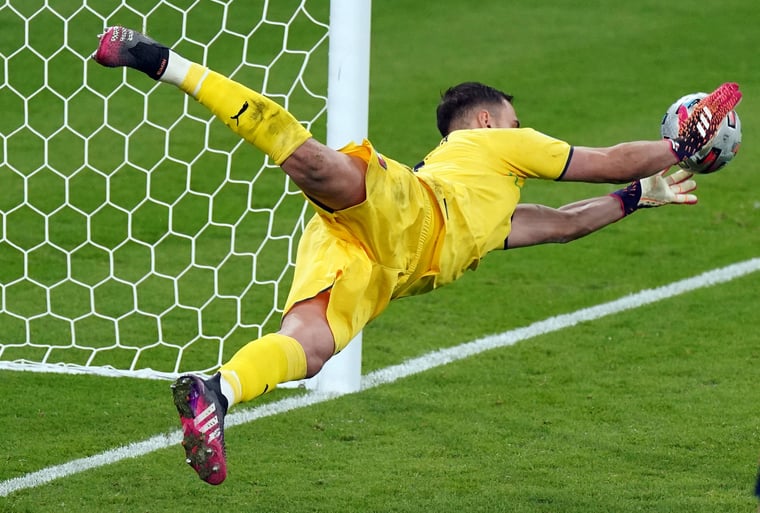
left=279, top=293, right=337, bottom=377
left=281, top=140, right=366, bottom=210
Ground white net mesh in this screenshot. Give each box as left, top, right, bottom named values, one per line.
left=0, top=0, right=330, bottom=379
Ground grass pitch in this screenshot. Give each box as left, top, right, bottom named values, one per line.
left=2, top=0, right=760, bottom=511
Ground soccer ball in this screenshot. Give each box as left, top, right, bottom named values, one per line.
left=660, top=92, right=742, bottom=174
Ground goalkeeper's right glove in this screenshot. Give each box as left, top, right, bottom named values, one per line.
left=667, top=82, right=742, bottom=162
left=611, top=168, right=697, bottom=216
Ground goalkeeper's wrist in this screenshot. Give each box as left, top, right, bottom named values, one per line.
left=666, top=137, right=690, bottom=163
left=610, top=181, right=642, bottom=217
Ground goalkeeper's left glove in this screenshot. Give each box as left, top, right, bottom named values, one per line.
left=668, top=82, right=742, bottom=162
left=611, top=168, right=697, bottom=216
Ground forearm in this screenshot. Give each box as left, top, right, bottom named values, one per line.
left=507, top=195, right=624, bottom=248
left=563, top=140, right=678, bottom=183
left=554, top=195, right=625, bottom=242
left=604, top=140, right=680, bottom=181
left=507, top=170, right=696, bottom=249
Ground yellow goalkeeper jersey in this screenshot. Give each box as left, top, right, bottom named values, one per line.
left=415, top=127, right=572, bottom=287
left=285, top=128, right=571, bottom=351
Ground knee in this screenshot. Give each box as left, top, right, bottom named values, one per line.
left=284, top=330, right=333, bottom=378
left=279, top=291, right=338, bottom=377
left=279, top=316, right=336, bottom=378
left=281, top=141, right=366, bottom=210
left=281, top=139, right=333, bottom=183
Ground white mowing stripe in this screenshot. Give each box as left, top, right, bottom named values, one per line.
left=2, top=257, right=759, bottom=497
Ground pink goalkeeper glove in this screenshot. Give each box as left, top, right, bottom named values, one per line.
left=668, top=82, right=742, bottom=162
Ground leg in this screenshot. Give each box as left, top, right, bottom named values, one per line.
left=282, top=139, right=368, bottom=212
left=92, top=28, right=352, bottom=484
left=92, top=26, right=366, bottom=211
left=278, top=290, right=336, bottom=377
left=218, top=290, right=336, bottom=404
left=168, top=292, right=334, bottom=486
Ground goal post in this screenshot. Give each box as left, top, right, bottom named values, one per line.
left=292, top=0, right=371, bottom=393
left=0, top=0, right=370, bottom=393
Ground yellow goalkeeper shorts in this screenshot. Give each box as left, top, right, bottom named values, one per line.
left=284, top=139, right=441, bottom=352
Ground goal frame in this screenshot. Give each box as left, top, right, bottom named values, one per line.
left=0, top=0, right=371, bottom=394
left=287, top=0, right=371, bottom=393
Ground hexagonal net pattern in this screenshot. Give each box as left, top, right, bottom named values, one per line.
left=0, top=0, right=332, bottom=379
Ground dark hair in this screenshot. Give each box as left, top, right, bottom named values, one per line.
left=436, top=82, right=514, bottom=137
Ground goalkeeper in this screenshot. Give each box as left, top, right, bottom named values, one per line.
left=92, top=26, right=741, bottom=486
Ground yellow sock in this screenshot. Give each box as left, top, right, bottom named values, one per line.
left=178, top=63, right=311, bottom=165
left=219, top=333, right=307, bottom=404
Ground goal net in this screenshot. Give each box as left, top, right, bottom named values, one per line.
left=0, top=0, right=369, bottom=386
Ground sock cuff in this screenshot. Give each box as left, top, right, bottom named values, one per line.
left=218, top=369, right=243, bottom=405
left=269, top=333, right=308, bottom=381
left=219, top=333, right=308, bottom=402
left=179, top=62, right=209, bottom=97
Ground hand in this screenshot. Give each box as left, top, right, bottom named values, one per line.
left=638, top=168, right=697, bottom=207
left=668, top=82, right=742, bottom=162
left=611, top=168, right=697, bottom=216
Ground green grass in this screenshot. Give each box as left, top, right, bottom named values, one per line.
left=2, top=0, right=760, bottom=511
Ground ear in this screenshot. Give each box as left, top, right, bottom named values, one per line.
left=476, top=109, right=492, bottom=129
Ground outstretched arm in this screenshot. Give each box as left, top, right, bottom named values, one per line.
left=506, top=169, right=696, bottom=249
left=561, top=83, right=741, bottom=184
left=562, top=141, right=678, bottom=183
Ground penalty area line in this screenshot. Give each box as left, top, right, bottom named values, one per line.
left=2, top=257, right=759, bottom=497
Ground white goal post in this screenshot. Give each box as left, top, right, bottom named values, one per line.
left=290, top=0, right=370, bottom=393
left=0, top=0, right=370, bottom=393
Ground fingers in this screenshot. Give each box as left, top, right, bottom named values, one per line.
left=673, top=192, right=698, bottom=205
left=666, top=169, right=697, bottom=197
left=694, top=82, right=742, bottom=135
left=672, top=178, right=697, bottom=194
left=703, top=82, right=742, bottom=114
left=664, top=169, right=694, bottom=186
left=669, top=173, right=697, bottom=204
left=711, top=82, right=742, bottom=111
left=663, top=167, right=698, bottom=205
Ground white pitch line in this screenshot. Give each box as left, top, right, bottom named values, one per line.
left=2, top=257, right=759, bottom=497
